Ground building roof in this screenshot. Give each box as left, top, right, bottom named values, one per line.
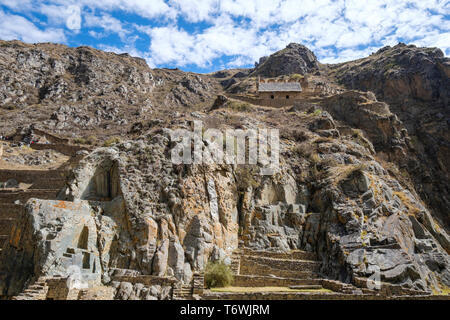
left=258, top=82, right=302, bottom=92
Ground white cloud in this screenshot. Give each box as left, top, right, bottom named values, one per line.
left=91, top=0, right=176, bottom=20
left=0, top=9, right=66, bottom=43
left=0, top=0, right=448, bottom=69
left=169, top=0, right=219, bottom=22
left=39, top=4, right=81, bottom=30
left=84, top=13, right=129, bottom=40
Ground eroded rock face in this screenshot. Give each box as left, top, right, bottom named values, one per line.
left=0, top=41, right=219, bottom=141
left=335, top=43, right=450, bottom=105
left=1, top=118, right=450, bottom=296
left=252, top=43, right=320, bottom=77
left=0, top=199, right=102, bottom=295
left=56, top=133, right=241, bottom=285
left=330, top=43, right=450, bottom=230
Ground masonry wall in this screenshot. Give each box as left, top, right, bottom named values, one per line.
left=30, top=143, right=90, bottom=157
left=229, top=93, right=303, bottom=108
left=233, top=275, right=321, bottom=287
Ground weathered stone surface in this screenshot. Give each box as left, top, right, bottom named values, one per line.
left=0, top=199, right=102, bottom=296
left=252, top=43, right=319, bottom=77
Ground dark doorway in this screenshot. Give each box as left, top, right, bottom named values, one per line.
left=77, top=226, right=89, bottom=250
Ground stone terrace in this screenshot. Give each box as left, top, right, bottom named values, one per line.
left=0, top=168, right=68, bottom=253
left=202, top=248, right=448, bottom=300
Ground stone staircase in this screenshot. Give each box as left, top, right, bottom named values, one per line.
left=233, top=248, right=325, bottom=290
left=202, top=248, right=370, bottom=299
left=172, top=273, right=204, bottom=300
left=12, top=277, right=50, bottom=300
left=238, top=248, right=321, bottom=280
left=172, top=283, right=193, bottom=300
left=202, top=248, right=438, bottom=300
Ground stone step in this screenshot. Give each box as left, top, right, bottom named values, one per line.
left=23, top=289, right=42, bottom=294
left=0, top=189, right=60, bottom=203
left=0, top=169, right=66, bottom=184
left=24, top=292, right=40, bottom=297
left=289, top=285, right=323, bottom=290
left=202, top=291, right=371, bottom=300
left=233, top=275, right=323, bottom=287
left=28, top=285, right=45, bottom=290
left=30, top=178, right=66, bottom=190
left=239, top=248, right=318, bottom=261
left=240, top=255, right=321, bottom=277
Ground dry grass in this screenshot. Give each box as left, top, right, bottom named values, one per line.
left=393, top=191, right=421, bottom=216
left=331, top=163, right=367, bottom=185
left=432, top=286, right=450, bottom=296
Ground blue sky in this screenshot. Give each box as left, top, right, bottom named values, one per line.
left=0, top=1, right=449, bottom=73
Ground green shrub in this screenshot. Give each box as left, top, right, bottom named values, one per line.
left=73, top=137, right=87, bottom=145
left=290, top=73, right=304, bottom=81
left=204, top=260, right=234, bottom=288
left=229, top=101, right=252, bottom=112
left=74, top=135, right=97, bottom=145
left=103, top=136, right=121, bottom=147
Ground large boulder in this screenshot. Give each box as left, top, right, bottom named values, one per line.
left=0, top=199, right=102, bottom=296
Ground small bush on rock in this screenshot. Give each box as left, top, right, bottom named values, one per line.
left=204, top=260, right=234, bottom=288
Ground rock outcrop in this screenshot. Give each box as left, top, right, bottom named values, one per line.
left=252, top=43, right=320, bottom=77
left=329, top=43, right=450, bottom=230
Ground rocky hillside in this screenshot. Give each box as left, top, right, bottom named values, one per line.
left=0, top=40, right=220, bottom=143
left=328, top=43, right=450, bottom=230
left=0, top=40, right=449, bottom=299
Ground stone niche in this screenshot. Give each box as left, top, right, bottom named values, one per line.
left=58, top=151, right=122, bottom=202
left=83, top=160, right=120, bottom=201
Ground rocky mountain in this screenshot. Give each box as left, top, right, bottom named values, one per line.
left=252, top=43, right=320, bottom=77
left=0, top=40, right=449, bottom=300
left=0, top=40, right=219, bottom=143
left=329, top=43, right=450, bottom=230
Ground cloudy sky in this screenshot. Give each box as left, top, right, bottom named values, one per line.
left=0, top=0, right=449, bottom=72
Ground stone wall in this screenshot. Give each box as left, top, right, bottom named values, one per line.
left=230, top=94, right=299, bottom=107
left=46, top=278, right=76, bottom=300
left=239, top=248, right=317, bottom=260
left=192, top=273, right=204, bottom=295
left=32, top=128, right=69, bottom=144
left=0, top=169, right=66, bottom=185
left=202, top=291, right=446, bottom=300
left=233, top=275, right=321, bottom=287
left=239, top=261, right=315, bottom=279
left=0, top=189, right=61, bottom=203
left=352, top=276, right=430, bottom=296
left=240, top=255, right=320, bottom=274
left=110, top=275, right=178, bottom=287
left=30, top=143, right=90, bottom=157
